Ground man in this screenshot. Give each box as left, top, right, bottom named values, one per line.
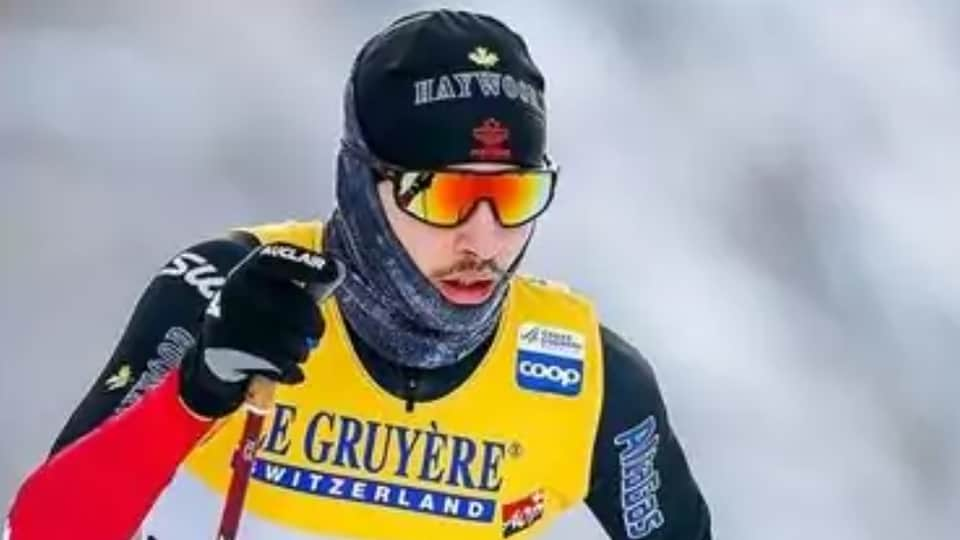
left=6, top=9, right=711, bottom=540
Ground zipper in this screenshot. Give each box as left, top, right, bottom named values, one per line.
left=403, top=370, right=417, bottom=413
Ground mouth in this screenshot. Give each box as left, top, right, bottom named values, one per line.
left=435, top=275, right=497, bottom=305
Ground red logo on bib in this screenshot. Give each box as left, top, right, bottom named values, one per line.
left=501, top=489, right=545, bottom=537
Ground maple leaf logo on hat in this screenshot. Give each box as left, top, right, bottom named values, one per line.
left=470, top=118, right=511, bottom=160
left=468, top=46, right=499, bottom=68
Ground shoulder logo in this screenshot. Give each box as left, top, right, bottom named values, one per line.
left=516, top=323, right=585, bottom=397
left=469, top=46, right=499, bottom=68
left=160, top=251, right=224, bottom=300
left=105, top=364, right=132, bottom=391
left=615, top=416, right=665, bottom=538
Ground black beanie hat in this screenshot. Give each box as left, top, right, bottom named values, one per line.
left=351, top=9, right=547, bottom=169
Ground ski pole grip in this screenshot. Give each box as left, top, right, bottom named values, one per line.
left=244, top=374, right=275, bottom=416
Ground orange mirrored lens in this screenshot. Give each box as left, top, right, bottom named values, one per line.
left=397, top=171, right=554, bottom=226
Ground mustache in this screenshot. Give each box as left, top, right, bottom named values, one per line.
left=431, top=257, right=507, bottom=280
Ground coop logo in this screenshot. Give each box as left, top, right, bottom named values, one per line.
left=516, top=323, right=585, bottom=396
left=518, top=358, right=582, bottom=390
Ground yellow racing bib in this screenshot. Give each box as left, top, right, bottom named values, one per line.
left=144, top=221, right=604, bottom=540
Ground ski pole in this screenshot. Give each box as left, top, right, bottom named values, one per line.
left=216, top=375, right=274, bottom=540
left=212, top=243, right=346, bottom=540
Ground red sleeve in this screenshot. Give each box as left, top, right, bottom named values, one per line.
left=7, top=370, right=212, bottom=540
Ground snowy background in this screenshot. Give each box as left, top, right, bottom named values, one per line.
left=2, top=1, right=959, bottom=539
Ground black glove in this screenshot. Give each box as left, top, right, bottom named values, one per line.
left=179, top=242, right=345, bottom=418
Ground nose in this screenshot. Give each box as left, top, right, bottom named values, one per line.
left=453, top=201, right=506, bottom=259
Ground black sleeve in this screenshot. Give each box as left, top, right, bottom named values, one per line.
left=584, top=325, right=712, bottom=540
left=49, top=231, right=260, bottom=455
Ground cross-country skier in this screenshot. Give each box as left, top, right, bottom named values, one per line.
left=6, top=9, right=711, bottom=540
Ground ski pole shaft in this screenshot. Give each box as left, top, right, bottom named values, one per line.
left=216, top=375, right=275, bottom=540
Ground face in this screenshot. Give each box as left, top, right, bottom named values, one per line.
left=378, top=173, right=535, bottom=305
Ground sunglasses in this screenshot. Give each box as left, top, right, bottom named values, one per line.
left=342, top=142, right=558, bottom=228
